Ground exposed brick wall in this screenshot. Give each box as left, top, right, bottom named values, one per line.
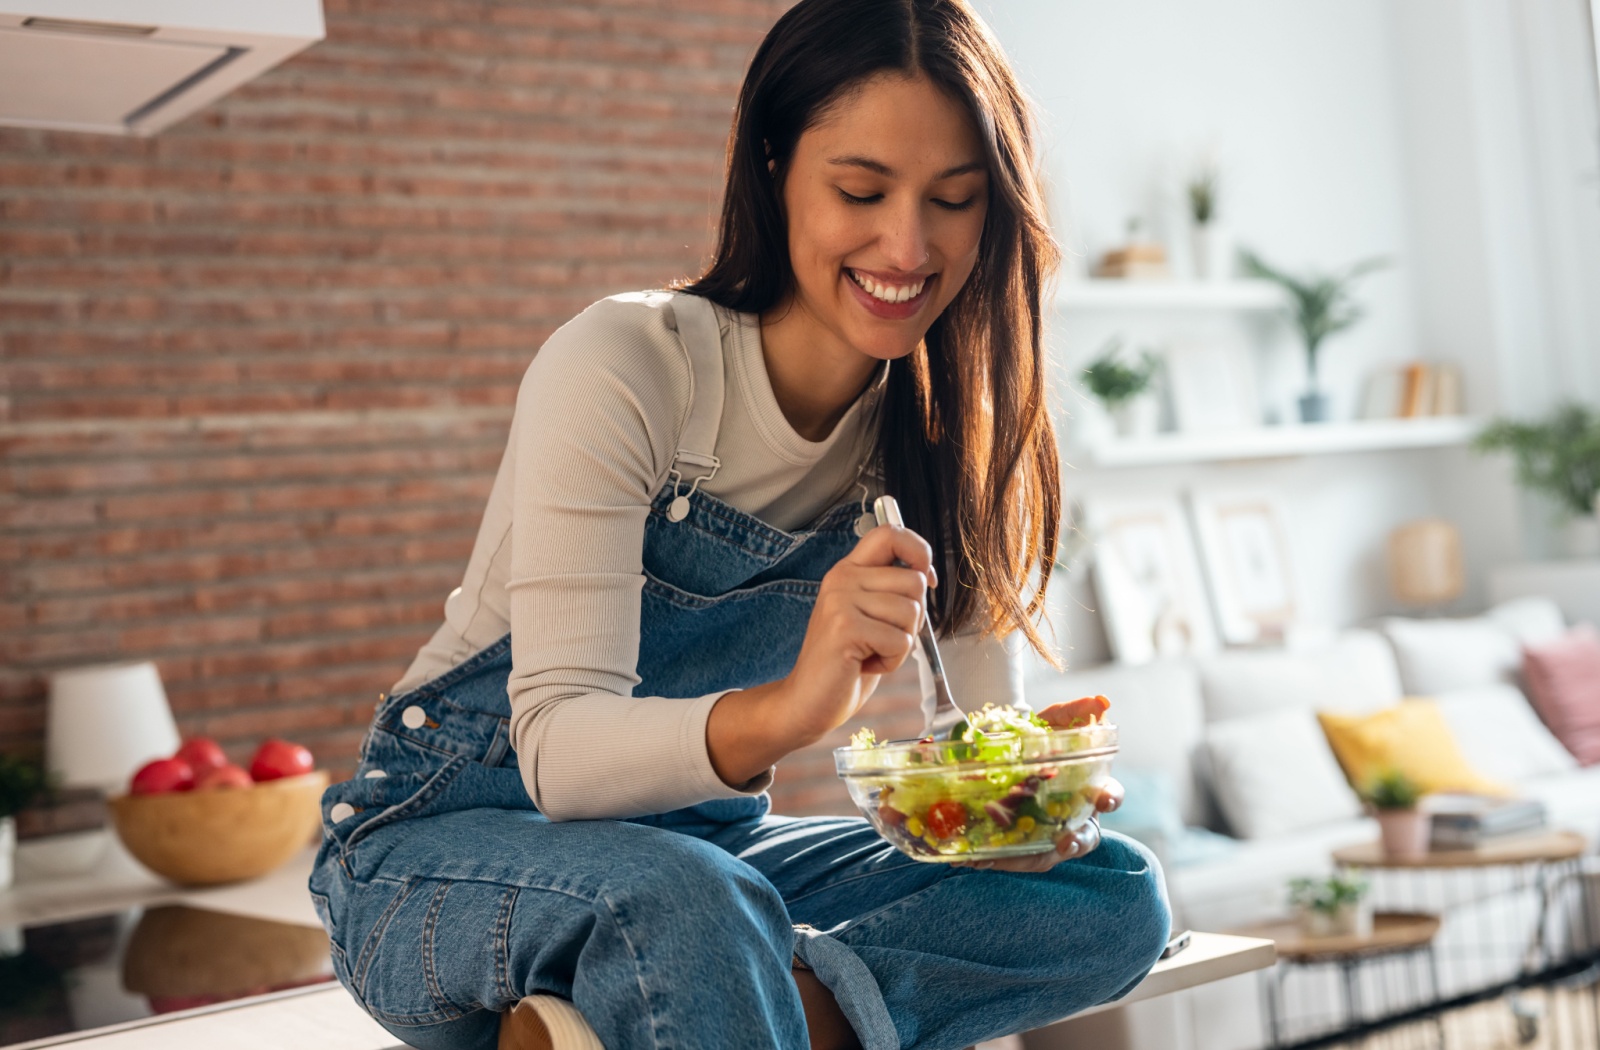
left=2, top=0, right=919, bottom=825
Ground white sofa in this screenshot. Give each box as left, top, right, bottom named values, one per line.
left=1020, top=597, right=1594, bottom=1050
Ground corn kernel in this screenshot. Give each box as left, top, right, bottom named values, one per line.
left=1017, top=816, right=1036, bottom=834
left=906, top=816, right=925, bottom=837
left=1004, top=829, right=1024, bottom=844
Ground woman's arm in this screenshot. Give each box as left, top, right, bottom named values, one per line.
left=505, top=295, right=768, bottom=821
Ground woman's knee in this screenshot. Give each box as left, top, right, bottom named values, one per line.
left=1078, top=831, right=1172, bottom=993
left=600, top=834, right=793, bottom=950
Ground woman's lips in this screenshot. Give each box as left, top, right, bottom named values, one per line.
left=843, top=269, right=936, bottom=320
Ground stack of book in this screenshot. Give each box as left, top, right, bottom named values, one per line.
left=1427, top=794, right=1547, bottom=849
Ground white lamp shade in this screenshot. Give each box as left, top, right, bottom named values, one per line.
left=47, top=662, right=181, bottom=792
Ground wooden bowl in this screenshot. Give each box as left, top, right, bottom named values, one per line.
left=108, top=771, right=329, bottom=886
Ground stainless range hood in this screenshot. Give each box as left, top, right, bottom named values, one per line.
left=0, top=0, right=324, bottom=136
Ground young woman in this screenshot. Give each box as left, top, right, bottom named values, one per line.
left=309, top=2, right=1170, bottom=1048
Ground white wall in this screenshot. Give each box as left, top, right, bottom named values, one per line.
left=969, top=0, right=1599, bottom=664
left=976, top=0, right=1420, bottom=421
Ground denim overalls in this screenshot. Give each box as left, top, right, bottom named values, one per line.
left=308, top=292, right=1170, bottom=1050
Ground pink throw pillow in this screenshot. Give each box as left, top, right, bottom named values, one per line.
left=1523, top=624, right=1600, bottom=765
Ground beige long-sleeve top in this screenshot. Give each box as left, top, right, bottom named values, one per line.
left=392, top=291, right=1024, bottom=821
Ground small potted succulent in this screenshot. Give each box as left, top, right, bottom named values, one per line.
left=1363, top=767, right=1428, bottom=859
left=0, top=754, right=48, bottom=890
left=1474, top=402, right=1600, bottom=558
left=1083, top=336, right=1162, bottom=439
left=1288, top=872, right=1372, bottom=938
left=1240, top=249, right=1389, bottom=423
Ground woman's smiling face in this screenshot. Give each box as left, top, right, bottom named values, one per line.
left=778, top=72, right=990, bottom=364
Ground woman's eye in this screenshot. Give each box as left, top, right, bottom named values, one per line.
left=934, top=197, right=978, bottom=212
left=837, top=189, right=882, bottom=205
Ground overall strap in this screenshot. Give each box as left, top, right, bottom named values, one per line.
left=665, top=291, right=726, bottom=522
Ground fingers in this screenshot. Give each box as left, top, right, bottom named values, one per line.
left=852, top=565, right=931, bottom=601
left=847, top=524, right=938, bottom=588
left=1095, top=777, right=1124, bottom=814
left=1055, top=818, right=1102, bottom=860
left=854, top=617, right=916, bottom=671
left=854, top=591, right=923, bottom=638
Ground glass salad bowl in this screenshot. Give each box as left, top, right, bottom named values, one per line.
left=834, top=707, right=1118, bottom=863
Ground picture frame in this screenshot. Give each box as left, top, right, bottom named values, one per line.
left=1080, top=495, right=1219, bottom=664
left=1163, top=340, right=1261, bottom=433
left=1187, top=490, right=1298, bottom=645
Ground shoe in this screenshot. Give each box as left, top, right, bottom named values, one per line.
left=497, top=996, right=605, bottom=1050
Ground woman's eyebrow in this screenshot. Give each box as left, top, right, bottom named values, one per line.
left=826, top=155, right=986, bottom=180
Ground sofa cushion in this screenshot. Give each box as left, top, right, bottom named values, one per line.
left=1317, top=700, right=1510, bottom=797
left=1432, top=685, right=1577, bottom=783
left=1198, top=630, right=1401, bottom=723
left=1382, top=615, right=1521, bottom=694
left=1202, top=709, right=1364, bottom=839
left=1522, top=624, right=1600, bottom=764
left=1517, top=765, right=1600, bottom=839
left=1488, top=597, right=1568, bottom=647
left=1165, top=817, right=1378, bottom=931
left=1032, top=659, right=1210, bottom=826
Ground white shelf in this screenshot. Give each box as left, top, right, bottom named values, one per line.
left=1075, top=416, right=1483, bottom=468
left=1056, top=279, right=1286, bottom=312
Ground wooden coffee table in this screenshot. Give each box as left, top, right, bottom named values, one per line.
left=1334, top=829, right=1588, bottom=976
left=1235, top=912, right=1441, bottom=1047
left=1331, top=829, right=1586, bottom=871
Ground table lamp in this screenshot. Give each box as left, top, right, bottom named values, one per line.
left=1388, top=518, right=1465, bottom=607
left=47, top=661, right=181, bottom=793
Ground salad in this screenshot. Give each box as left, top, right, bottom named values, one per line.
left=835, top=696, right=1116, bottom=862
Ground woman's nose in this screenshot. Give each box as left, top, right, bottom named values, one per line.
left=877, top=202, right=931, bottom=273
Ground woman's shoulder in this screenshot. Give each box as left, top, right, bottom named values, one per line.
left=524, top=290, right=700, bottom=394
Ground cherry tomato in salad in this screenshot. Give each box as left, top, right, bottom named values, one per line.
left=925, top=800, right=967, bottom=839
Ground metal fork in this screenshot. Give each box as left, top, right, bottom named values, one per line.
left=872, top=495, right=967, bottom=738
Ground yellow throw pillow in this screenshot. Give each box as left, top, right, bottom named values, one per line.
left=1317, top=700, right=1511, bottom=798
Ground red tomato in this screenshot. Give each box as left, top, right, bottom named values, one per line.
left=248, top=739, right=314, bottom=782
left=195, top=763, right=254, bottom=790
left=925, top=800, right=967, bottom=839
left=130, top=757, right=195, bottom=795
left=174, top=737, right=228, bottom=774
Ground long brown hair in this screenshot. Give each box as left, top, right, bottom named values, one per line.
left=684, top=0, right=1062, bottom=662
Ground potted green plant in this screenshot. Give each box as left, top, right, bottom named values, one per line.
left=0, top=754, right=48, bottom=890
left=1474, top=402, right=1600, bottom=558
left=1240, top=249, right=1389, bottom=423
left=1288, top=872, right=1372, bottom=938
left=1083, top=336, right=1161, bottom=438
left=1363, top=767, right=1428, bottom=859
left=1186, top=162, right=1230, bottom=281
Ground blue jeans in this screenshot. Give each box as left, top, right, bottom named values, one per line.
left=311, top=433, right=1170, bottom=1048
left=312, top=801, right=1168, bottom=1050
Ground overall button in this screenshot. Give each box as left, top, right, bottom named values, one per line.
left=401, top=706, right=427, bottom=729
left=329, top=802, right=356, bottom=823
left=363, top=769, right=388, bottom=779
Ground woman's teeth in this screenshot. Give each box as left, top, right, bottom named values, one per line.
left=848, top=269, right=927, bottom=304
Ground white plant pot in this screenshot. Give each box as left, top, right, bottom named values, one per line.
left=1191, top=223, right=1234, bottom=282
left=1377, top=808, right=1430, bottom=859
left=1298, top=898, right=1373, bottom=939
left=1109, top=396, right=1159, bottom=439
left=1562, top=515, right=1600, bottom=559
left=0, top=816, right=14, bottom=891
